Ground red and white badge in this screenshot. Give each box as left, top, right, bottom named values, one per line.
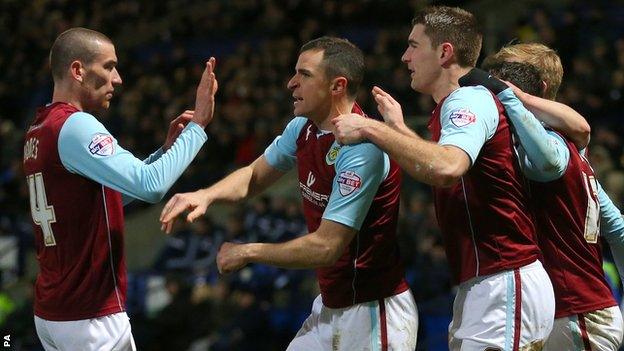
left=337, top=170, right=362, bottom=196
left=89, top=133, right=115, bottom=156
left=449, top=108, right=476, bottom=127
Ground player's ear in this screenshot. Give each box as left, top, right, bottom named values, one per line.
left=440, top=42, right=454, bottom=66
left=70, top=60, right=85, bottom=83
left=331, top=77, right=347, bottom=96
left=541, top=80, right=548, bottom=98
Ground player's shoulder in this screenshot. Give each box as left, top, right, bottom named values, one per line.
left=285, top=116, right=309, bottom=134
left=446, top=86, right=495, bottom=105
left=62, top=111, right=104, bottom=131
left=442, top=86, right=499, bottom=124
left=337, top=140, right=386, bottom=163
left=32, top=102, right=81, bottom=128
left=59, top=111, right=111, bottom=148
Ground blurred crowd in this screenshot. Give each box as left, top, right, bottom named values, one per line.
left=2, top=0, right=624, bottom=350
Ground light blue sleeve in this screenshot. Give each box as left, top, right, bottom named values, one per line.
left=144, top=148, right=164, bottom=164
left=497, top=88, right=569, bottom=182
left=597, top=180, right=624, bottom=283
left=264, top=117, right=307, bottom=171
left=438, top=86, right=499, bottom=165
left=122, top=148, right=166, bottom=205
left=58, top=112, right=207, bottom=203
left=322, top=142, right=390, bottom=230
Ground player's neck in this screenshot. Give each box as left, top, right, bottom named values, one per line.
left=431, top=66, right=472, bottom=104
left=52, top=85, right=84, bottom=111
left=314, top=99, right=353, bottom=131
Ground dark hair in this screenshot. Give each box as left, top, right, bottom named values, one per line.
left=300, top=36, right=364, bottom=98
left=412, top=6, right=482, bottom=67
left=482, top=61, right=544, bottom=98
left=49, top=27, right=113, bottom=82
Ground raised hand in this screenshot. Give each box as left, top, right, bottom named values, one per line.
left=159, top=189, right=212, bottom=234
left=371, top=86, right=405, bottom=128
left=163, top=110, right=194, bottom=151
left=216, top=242, right=249, bottom=274
left=193, top=57, right=219, bottom=128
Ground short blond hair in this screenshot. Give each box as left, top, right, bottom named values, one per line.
left=482, top=43, right=562, bottom=100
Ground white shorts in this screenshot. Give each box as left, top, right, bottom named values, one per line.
left=34, top=312, right=136, bottom=351
left=448, top=260, right=555, bottom=351
left=287, top=289, right=418, bottom=351
left=543, top=306, right=623, bottom=351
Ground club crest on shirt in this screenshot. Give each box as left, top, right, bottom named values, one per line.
left=449, top=108, right=476, bottom=127
left=337, top=170, right=361, bottom=196
left=326, top=144, right=341, bottom=165
left=89, top=133, right=115, bottom=156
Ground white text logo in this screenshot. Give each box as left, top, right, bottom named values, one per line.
left=307, top=172, right=316, bottom=187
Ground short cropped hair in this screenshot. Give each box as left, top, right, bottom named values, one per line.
left=49, top=27, right=113, bottom=82
left=300, top=36, right=364, bottom=98
left=482, top=43, right=562, bottom=100
left=412, top=6, right=482, bottom=67
left=484, top=61, right=544, bottom=98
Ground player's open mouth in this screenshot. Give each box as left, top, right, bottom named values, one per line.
left=293, top=96, right=303, bottom=105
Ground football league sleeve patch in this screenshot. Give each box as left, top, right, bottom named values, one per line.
left=88, top=133, right=116, bottom=156
left=438, top=86, right=499, bottom=165
left=323, top=143, right=389, bottom=230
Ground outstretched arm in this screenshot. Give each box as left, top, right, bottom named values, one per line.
left=597, top=181, right=624, bottom=283
left=497, top=89, right=569, bottom=182
left=60, top=58, right=218, bottom=204
left=458, top=68, right=570, bottom=182
left=217, top=219, right=356, bottom=272
left=217, top=138, right=389, bottom=273
left=506, top=82, right=590, bottom=150
left=333, top=115, right=468, bottom=187
left=333, top=86, right=498, bottom=187
left=122, top=110, right=196, bottom=206
left=333, top=87, right=470, bottom=188
left=159, top=155, right=285, bottom=232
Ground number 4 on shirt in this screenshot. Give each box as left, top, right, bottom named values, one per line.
left=26, top=172, right=57, bottom=246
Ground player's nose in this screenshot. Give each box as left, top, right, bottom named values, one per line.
left=287, top=75, right=298, bottom=90
left=112, top=68, right=122, bottom=85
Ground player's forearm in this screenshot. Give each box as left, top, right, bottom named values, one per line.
left=202, top=166, right=256, bottom=203
left=362, top=120, right=463, bottom=187
left=498, top=90, right=568, bottom=179
left=596, top=182, right=624, bottom=283
left=390, top=120, right=418, bottom=138
left=244, top=235, right=341, bottom=269
left=203, top=157, right=280, bottom=203
left=518, top=93, right=590, bottom=149
left=143, top=148, right=164, bottom=164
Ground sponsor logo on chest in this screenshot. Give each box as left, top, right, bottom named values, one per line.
left=299, top=171, right=329, bottom=207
